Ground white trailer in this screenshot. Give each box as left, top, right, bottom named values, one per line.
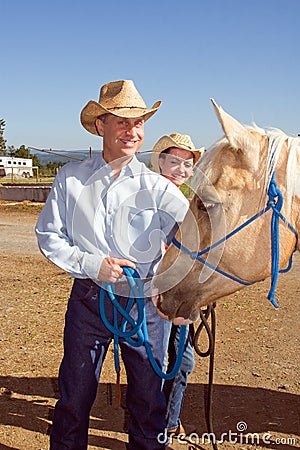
left=0, top=156, right=33, bottom=178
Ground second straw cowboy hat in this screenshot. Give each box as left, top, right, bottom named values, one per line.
left=80, top=79, right=161, bottom=135
left=151, top=133, right=205, bottom=172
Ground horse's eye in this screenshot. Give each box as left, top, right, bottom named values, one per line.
left=197, top=197, right=207, bottom=211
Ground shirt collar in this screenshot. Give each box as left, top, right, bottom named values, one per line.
left=123, top=155, right=141, bottom=177
left=98, top=152, right=141, bottom=178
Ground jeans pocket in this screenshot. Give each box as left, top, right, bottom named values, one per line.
left=70, top=279, right=98, bottom=302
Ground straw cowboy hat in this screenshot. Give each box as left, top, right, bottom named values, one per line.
left=151, top=133, right=205, bottom=172
left=80, top=79, right=161, bottom=135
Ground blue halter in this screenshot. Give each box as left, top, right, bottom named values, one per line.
left=100, top=266, right=187, bottom=379
left=172, top=173, right=298, bottom=308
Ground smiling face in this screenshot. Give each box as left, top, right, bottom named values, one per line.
left=158, top=147, right=194, bottom=187
left=96, top=115, right=145, bottom=163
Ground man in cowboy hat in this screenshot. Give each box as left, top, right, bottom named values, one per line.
left=36, top=79, right=189, bottom=450
left=151, top=134, right=204, bottom=437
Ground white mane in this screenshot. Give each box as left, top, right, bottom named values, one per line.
left=266, top=128, right=300, bottom=218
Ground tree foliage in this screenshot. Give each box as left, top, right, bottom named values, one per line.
left=0, top=119, right=6, bottom=154
left=10, top=144, right=31, bottom=158
left=44, top=161, right=63, bottom=175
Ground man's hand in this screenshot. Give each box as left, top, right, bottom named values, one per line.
left=172, top=317, right=193, bottom=325
left=98, top=257, right=136, bottom=283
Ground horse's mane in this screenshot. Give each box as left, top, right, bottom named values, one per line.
left=266, top=128, right=300, bottom=218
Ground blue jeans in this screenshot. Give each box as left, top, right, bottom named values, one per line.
left=162, top=322, right=195, bottom=431
left=50, top=279, right=167, bottom=450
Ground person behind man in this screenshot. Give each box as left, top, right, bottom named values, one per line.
left=36, top=80, right=189, bottom=450
left=151, top=133, right=204, bottom=437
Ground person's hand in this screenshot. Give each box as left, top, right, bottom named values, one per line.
left=98, top=257, right=136, bottom=283
left=172, top=317, right=193, bottom=325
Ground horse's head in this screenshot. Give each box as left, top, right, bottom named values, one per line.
left=154, top=99, right=300, bottom=322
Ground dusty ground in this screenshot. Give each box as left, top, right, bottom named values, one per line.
left=0, top=201, right=299, bottom=450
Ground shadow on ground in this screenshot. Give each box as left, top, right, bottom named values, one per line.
left=0, top=376, right=299, bottom=449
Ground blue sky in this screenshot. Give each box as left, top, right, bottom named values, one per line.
left=2, top=0, right=300, bottom=155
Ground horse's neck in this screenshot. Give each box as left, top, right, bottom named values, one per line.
left=274, top=144, right=300, bottom=252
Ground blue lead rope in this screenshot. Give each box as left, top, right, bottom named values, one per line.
left=100, top=266, right=187, bottom=379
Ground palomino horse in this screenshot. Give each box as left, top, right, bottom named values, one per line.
left=154, top=99, right=300, bottom=322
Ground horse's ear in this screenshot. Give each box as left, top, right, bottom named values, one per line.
left=210, top=98, right=261, bottom=170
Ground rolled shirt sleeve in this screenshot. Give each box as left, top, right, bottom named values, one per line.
left=36, top=169, right=106, bottom=280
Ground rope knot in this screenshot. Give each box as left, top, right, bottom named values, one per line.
left=267, top=175, right=283, bottom=212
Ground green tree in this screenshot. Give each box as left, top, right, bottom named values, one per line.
left=7, top=145, right=15, bottom=156
left=32, top=153, right=42, bottom=170
left=45, top=161, right=61, bottom=175
left=13, top=144, right=31, bottom=158
left=14, top=145, right=43, bottom=171
left=0, top=119, right=6, bottom=154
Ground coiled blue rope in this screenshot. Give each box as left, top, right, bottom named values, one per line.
left=100, top=266, right=187, bottom=380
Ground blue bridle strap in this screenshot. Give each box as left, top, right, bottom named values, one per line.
left=267, top=175, right=298, bottom=305
left=173, top=173, right=298, bottom=308
left=100, top=266, right=187, bottom=379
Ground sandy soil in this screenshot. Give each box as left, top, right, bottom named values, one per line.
left=0, top=202, right=299, bottom=450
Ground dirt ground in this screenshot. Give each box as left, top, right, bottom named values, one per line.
left=0, top=201, right=299, bottom=450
